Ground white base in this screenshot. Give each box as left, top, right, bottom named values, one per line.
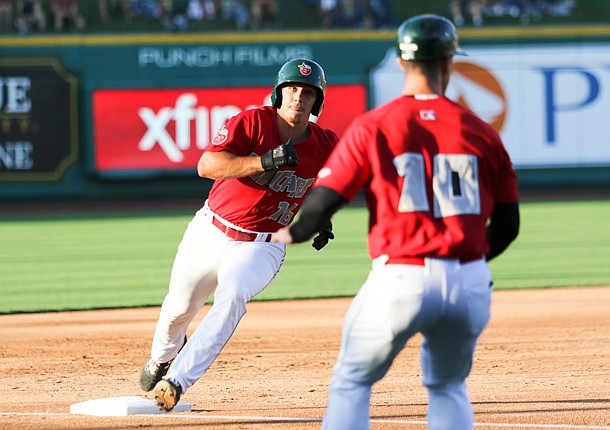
left=70, top=396, right=192, bottom=416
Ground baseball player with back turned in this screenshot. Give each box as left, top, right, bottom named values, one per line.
left=139, top=58, right=339, bottom=411
left=273, top=14, right=520, bottom=430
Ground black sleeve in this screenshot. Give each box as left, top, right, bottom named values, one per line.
left=486, top=202, right=520, bottom=262
left=289, top=186, right=348, bottom=243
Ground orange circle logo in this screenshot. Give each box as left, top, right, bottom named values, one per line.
left=451, top=61, right=507, bottom=133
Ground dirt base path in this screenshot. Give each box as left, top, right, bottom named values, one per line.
left=1, top=286, right=608, bottom=430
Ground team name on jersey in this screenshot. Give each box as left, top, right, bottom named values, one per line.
left=250, top=169, right=314, bottom=199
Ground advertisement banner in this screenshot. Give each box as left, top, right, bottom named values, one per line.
left=370, top=43, right=610, bottom=168
left=93, top=84, right=365, bottom=172
left=0, top=59, right=77, bottom=181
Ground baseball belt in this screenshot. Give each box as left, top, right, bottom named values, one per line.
left=211, top=216, right=272, bottom=242
left=386, top=256, right=482, bottom=266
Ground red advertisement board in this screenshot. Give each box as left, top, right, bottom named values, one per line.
left=93, top=85, right=366, bottom=172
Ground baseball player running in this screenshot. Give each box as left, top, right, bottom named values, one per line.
left=139, top=58, right=338, bottom=411
left=273, top=15, right=520, bottom=430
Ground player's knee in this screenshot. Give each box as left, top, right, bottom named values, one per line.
left=334, top=356, right=389, bottom=386
left=426, top=379, right=468, bottom=400
left=215, top=283, right=251, bottom=307
left=161, top=293, right=204, bottom=321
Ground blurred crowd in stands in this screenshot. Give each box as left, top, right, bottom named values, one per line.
left=0, top=0, right=281, bottom=33
left=0, top=0, right=577, bottom=35
left=450, top=0, right=575, bottom=27
left=3, top=0, right=85, bottom=34
left=302, top=0, right=394, bottom=29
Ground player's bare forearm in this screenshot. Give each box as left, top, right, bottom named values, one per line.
left=197, top=151, right=265, bottom=180
left=272, top=227, right=294, bottom=244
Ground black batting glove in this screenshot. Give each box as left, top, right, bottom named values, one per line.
left=312, top=220, right=334, bottom=251
left=261, top=144, right=298, bottom=171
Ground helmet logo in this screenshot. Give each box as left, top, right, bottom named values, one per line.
left=298, top=62, right=312, bottom=76
left=399, top=42, right=419, bottom=52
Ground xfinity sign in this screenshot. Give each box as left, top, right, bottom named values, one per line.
left=92, top=85, right=366, bottom=173
left=137, top=93, right=262, bottom=162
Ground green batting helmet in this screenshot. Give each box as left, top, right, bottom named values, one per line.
left=271, top=58, right=326, bottom=117
left=396, top=14, right=465, bottom=61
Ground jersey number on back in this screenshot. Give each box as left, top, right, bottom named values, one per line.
left=393, top=153, right=481, bottom=217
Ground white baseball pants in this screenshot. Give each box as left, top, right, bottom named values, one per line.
left=322, top=256, right=492, bottom=430
left=148, top=202, right=285, bottom=392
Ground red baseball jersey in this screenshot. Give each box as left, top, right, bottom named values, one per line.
left=315, top=95, right=519, bottom=261
left=205, top=106, right=339, bottom=232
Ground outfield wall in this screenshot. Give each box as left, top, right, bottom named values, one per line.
left=1, top=26, right=610, bottom=201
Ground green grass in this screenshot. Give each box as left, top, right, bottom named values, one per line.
left=487, top=199, right=610, bottom=289
left=0, top=214, right=187, bottom=313
left=1, top=200, right=609, bottom=314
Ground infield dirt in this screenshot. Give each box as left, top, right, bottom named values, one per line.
left=0, top=286, right=608, bottom=429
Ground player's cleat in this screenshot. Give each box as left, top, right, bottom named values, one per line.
left=140, top=335, right=188, bottom=391
left=139, top=358, right=171, bottom=392
left=154, top=379, right=182, bottom=412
